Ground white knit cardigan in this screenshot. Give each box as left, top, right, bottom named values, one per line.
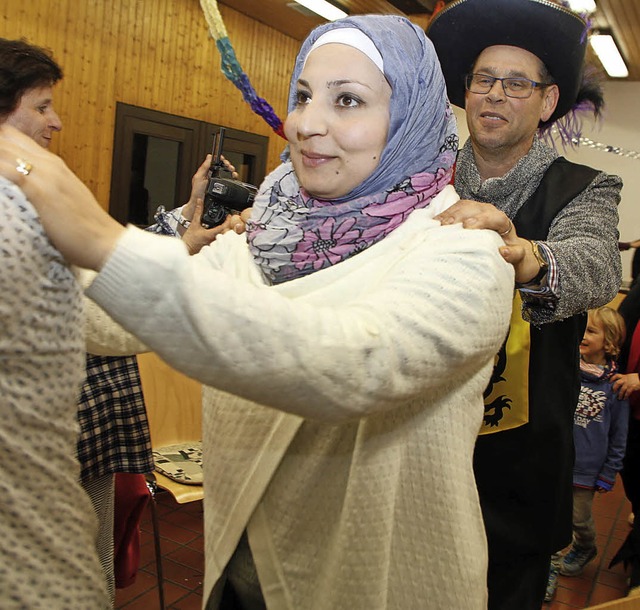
left=85, top=185, right=514, bottom=610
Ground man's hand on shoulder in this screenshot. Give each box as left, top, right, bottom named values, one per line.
left=435, top=199, right=543, bottom=283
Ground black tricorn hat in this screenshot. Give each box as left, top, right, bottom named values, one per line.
left=426, top=0, right=589, bottom=123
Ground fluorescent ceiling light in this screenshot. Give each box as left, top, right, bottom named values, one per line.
left=590, top=34, right=629, bottom=78
left=293, top=0, right=347, bottom=21
left=566, top=0, right=597, bottom=13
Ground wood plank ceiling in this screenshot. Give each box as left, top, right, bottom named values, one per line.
left=218, top=0, right=640, bottom=81
left=592, top=0, right=640, bottom=80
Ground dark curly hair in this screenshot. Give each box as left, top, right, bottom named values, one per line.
left=0, top=38, right=63, bottom=120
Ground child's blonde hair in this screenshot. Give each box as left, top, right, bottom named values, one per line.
left=588, top=306, right=626, bottom=360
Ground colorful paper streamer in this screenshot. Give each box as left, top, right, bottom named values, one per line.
left=200, top=0, right=285, bottom=139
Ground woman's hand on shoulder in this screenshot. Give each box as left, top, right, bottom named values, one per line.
left=0, top=124, right=124, bottom=270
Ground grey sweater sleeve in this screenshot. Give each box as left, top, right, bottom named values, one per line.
left=523, top=170, right=622, bottom=325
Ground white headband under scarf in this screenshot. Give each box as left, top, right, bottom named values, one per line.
left=305, top=27, right=384, bottom=73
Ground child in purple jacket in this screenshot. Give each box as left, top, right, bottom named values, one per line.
left=546, top=306, right=629, bottom=600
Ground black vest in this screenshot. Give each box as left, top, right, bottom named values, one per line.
left=474, top=157, right=599, bottom=558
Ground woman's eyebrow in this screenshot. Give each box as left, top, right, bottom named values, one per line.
left=327, top=79, right=372, bottom=89
left=297, top=77, right=370, bottom=88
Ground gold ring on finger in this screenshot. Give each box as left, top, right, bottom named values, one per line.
left=498, top=219, right=512, bottom=237
left=16, top=158, right=33, bottom=176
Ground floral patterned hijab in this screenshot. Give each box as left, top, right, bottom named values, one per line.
left=246, top=15, right=458, bottom=285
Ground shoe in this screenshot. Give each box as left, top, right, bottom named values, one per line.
left=559, top=545, right=597, bottom=576
left=550, top=552, right=563, bottom=568
left=545, top=564, right=559, bottom=602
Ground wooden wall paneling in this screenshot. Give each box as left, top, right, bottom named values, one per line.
left=28, top=0, right=60, bottom=48
left=74, top=1, right=103, bottom=198
left=63, top=0, right=85, bottom=174
left=146, top=0, right=162, bottom=104
left=217, top=6, right=265, bottom=130
left=188, top=10, right=209, bottom=117
left=139, top=0, right=157, bottom=109
left=128, top=2, right=148, bottom=107
left=94, top=1, right=122, bottom=201
left=190, top=3, right=216, bottom=119
left=142, top=0, right=164, bottom=111
left=171, top=3, right=193, bottom=115
left=118, top=1, right=137, bottom=107
left=151, top=0, right=169, bottom=110
left=189, top=1, right=211, bottom=118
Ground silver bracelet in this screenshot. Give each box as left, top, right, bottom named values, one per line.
left=177, top=213, right=191, bottom=229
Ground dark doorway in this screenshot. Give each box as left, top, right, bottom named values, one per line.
left=109, top=103, right=269, bottom=226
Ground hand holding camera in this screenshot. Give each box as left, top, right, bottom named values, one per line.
left=182, top=198, right=248, bottom=255
left=201, top=128, right=257, bottom=229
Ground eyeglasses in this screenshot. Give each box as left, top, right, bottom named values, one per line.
left=465, top=73, right=553, bottom=99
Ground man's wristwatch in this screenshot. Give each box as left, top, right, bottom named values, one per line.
left=528, top=240, right=549, bottom=284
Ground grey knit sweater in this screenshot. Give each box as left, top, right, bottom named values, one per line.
left=0, top=177, right=109, bottom=608
left=455, top=137, right=622, bottom=324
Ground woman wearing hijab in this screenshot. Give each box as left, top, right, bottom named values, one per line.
left=0, top=15, right=512, bottom=609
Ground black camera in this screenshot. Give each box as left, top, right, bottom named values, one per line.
left=201, top=127, right=257, bottom=229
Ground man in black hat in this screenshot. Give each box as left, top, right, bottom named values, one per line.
left=427, top=1, right=622, bottom=608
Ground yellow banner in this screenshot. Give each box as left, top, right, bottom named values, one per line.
left=480, top=292, right=530, bottom=435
